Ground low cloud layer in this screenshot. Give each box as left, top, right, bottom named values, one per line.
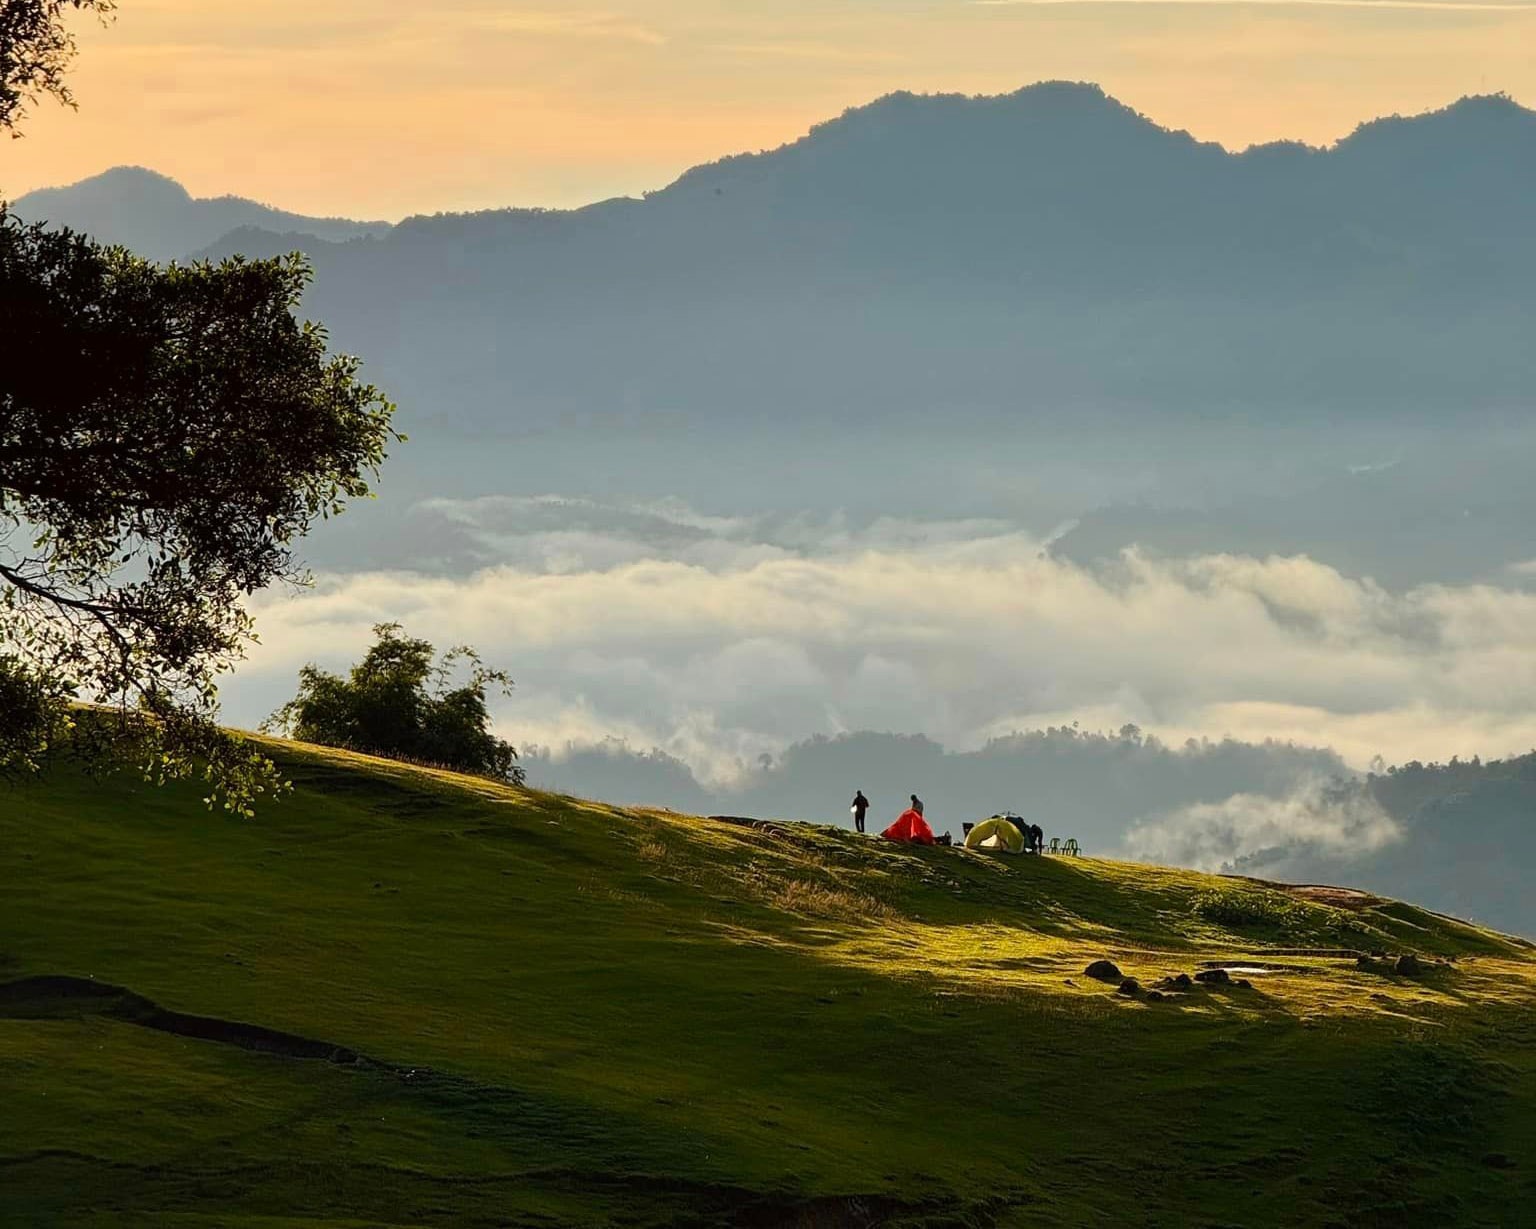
left=1123, top=781, right=1402, bottom=873
left=225, top=497, right=1536, bottom=785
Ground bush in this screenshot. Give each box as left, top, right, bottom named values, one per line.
left=1193, top=888, right=1314, bottom=929
left=0, top=656, right=73, bottom=777
left=266, top=623, right=524, bottom=784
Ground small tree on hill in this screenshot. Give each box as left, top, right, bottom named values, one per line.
left=265, top=623, right=525, bottom=784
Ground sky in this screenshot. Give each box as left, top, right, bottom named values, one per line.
left=2, top=0, right=1534, bottom=218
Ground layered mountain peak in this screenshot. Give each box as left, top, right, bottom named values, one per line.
left=34, top=164, right=194, bottom=208
left=660, top=80, right=1211, bottom=205
left=10, top=166, right=392, bottom=262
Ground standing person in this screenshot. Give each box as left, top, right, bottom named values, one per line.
left=910, top=793, right=924, bottom=817
left=851, top=790, right=870, bottom=835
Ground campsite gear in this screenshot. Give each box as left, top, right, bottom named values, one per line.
left=962, top=822, right=975, bottom=838
left=1063, top=838, right=1081, bottom=856
left=964, top=817, right=1025, bottom=854
left=882, top=808, right=936, bottom=845
left=1047, top=837, right=1062, bottom=855
left=936, top=831, right=953, bottom=846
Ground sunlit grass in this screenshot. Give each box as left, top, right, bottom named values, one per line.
left=3, top=736, right=1534, bottom=1226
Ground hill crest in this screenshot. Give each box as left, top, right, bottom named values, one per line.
left=4, top=737, right=1535, bottom=1225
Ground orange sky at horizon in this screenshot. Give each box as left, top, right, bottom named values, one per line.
left=3, top=0, right=1533, bottom=219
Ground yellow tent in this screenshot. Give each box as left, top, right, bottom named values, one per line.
left=964, top=816, right=1024, bottom=854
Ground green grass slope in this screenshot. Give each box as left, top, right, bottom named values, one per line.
left=3, top=742, right=1535, bottom=1228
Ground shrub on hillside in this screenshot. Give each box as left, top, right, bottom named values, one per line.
left=1193, top=888, right=1317, bottom=930
left=0, top=656, right=73, bottom=777
left=265, top=623, right=524, bottom=784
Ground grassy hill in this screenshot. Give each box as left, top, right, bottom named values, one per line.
left=3, top=742, right=1534, bottom=1227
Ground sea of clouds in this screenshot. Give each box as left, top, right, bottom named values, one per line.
left=221, top=494, right=1536, bottom=803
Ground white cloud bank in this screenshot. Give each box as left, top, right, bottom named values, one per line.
left=226, top=501, right=1536, bottom=785
left=1124, top=781, right=1402, bottom=873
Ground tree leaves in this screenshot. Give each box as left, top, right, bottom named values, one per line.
left=0, top=0, right=115, bottom=136
left=0, top=208, right=398, bottom=813
left=265, top=623, right=525, bottom=785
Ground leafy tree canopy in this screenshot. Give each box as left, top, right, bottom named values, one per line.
left=266, top=623, right=526, bottom=785
left=0, top=0, right=113, bottom=135
left=0, top=209, right=397, bottom=812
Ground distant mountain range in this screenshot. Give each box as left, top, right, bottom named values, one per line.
left=14, top=86, right=1535, bottom=428
left=11, top=83, right=1536, bottom=572
left=526, top=725, right=1348, bottom=852
left=526, top=728, right=1536, bottom=938
left=9, top=166, right=392, bottom=261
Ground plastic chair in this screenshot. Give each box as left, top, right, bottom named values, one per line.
left=1047, top=837, right=1061, bottom=855
left=1063, top=838, right=1080, bottom=856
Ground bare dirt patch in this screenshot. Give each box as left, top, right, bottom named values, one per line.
left=1282, top=884, right=1382, bottom=910
left=1221, top=874, right=1382, bottom=911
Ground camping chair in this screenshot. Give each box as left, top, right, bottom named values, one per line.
left=1063, top=838, right=1080, bottom=856
left=1047, top=837, right=1061, bottom=855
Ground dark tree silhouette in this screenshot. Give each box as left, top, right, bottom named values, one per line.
left=2, top=4, right=397, bottom=813
left=0, top=0, right=113, bottom=135
left=1, top=210, right=397, bottom=810
left=266, top=623, right=525, bottom=785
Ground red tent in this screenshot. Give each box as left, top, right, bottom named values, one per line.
left=881, top=808, right=935, bottom=845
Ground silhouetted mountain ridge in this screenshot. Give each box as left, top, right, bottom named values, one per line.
left=17, top=85, right=1536, bottom=499
left=10, top=166, right=392, bottom=262
left=192, top=82, right=1536, bottom=289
